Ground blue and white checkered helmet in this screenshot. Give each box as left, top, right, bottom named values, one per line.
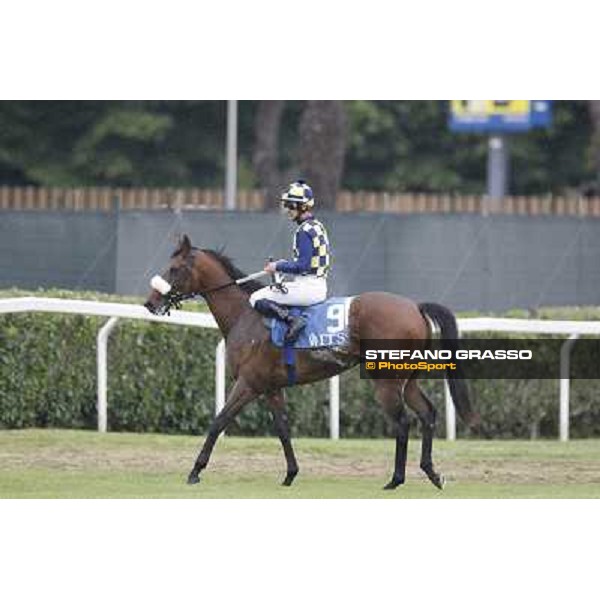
left=280, top=180, right=315, bottom=209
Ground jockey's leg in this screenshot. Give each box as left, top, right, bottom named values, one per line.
left=249, top=279, right=326, bottom=343
left=252, top=298, right=307, bottom=343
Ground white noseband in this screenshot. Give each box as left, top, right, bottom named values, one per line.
left=150, top=275, right=172, bottom=295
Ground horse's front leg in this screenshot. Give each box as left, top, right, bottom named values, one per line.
left=187, top=377, right=256, bottom=485
left=266, top=390, right=299, bottom=486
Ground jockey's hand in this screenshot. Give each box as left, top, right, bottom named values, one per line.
left=264, top=261, right=278, bottom=274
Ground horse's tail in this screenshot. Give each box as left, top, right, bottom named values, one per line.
left=418, top=302, right=480, bottom=430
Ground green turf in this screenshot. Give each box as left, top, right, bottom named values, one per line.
left=1, top=429, right=599, bottom=498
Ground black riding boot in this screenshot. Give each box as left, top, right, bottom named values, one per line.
left=254, top=299, right=306, bottom=343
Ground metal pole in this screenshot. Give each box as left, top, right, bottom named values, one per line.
left=329, top=376, right=340, bottom=440
left=487, top=134, right=509, bottom=211
left=444, top=380, right=456, bottom=440
left=96, top=317, right=120, bottom=433
left=559, top=334, right=578, bottom=442
left=225, top=100, right=238, bottom=210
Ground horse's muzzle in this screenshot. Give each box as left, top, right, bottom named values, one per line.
left=144, top=300, right=158, bottom=315
left=144, top=289, right=169, bottom=316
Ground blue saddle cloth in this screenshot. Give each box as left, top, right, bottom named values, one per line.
left=269, top=296, right=353, bottom=349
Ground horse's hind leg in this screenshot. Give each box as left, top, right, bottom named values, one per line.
left=374, top=380, right=410, bottom=490
left=404, top=379, right=444, bottom=490
left=266, top=390, right=299, bottom=486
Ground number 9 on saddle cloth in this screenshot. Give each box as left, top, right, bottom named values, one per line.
left=255, top=291, right=354, bottom=351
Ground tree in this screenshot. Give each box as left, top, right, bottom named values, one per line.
left=0, top=101, right=230, bottom=187
left=588, top=101, right=600, bottom=192
left=0, top=100, right=597, bottom=198
left=344, top=101, right=595, bottom=196
left=252, top=101, right=286, bottom=205
left=252, top=101, right=348, bottom=210
left=298, top=101, right=347, bottom=210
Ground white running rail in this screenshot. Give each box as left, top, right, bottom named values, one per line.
left=445, top=317, right=600, bottom=441
left=1, top=297, right=599, bottom=440
left=0, top=297, right=219, bottom=433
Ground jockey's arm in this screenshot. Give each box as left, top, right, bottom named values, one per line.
left=274, top=230, right=312, bottom=275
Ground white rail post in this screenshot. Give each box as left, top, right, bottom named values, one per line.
left=96, top=317, right=120, bottom=433
left=329, top=376, right=340, bottom=440
left=444, top=380, right=456, bottom=441
left=559, top=334, right=578, bottom=442
left=215, top=339, right=226, bottom=416
left=445, top=326, right=458, bottom=441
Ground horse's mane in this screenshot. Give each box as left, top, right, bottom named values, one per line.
left=200, top=248, right=266, bottom=294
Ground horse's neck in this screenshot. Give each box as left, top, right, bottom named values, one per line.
left=200, top=265, right=253, bottom=337
left=205, top=288, right=251, bottom=336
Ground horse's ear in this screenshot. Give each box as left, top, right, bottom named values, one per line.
left=180, top=234, right=192, bottom=256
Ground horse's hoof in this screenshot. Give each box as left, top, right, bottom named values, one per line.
left=428, top=472, right=445, bottom=490
left=281, top=471, right=298, bottom=487
left=383, top=479, right=403, bottom=490
left=187, top=472, right=201, bottom=485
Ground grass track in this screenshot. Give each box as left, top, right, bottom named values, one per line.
left=1, top=429, right=599, bottom=498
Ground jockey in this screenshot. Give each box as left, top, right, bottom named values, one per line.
left=250, top=180, right=330, bottom=342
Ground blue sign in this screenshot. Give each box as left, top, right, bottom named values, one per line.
left=449, top=101, right=552, bottom=132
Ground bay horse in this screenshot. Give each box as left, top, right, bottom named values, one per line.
left=144, top=234, right=479, bottom=490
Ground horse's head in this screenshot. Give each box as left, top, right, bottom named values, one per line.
left=144, top=234, right=199, bottom=315
left=144, top=234, right=265, bottom=315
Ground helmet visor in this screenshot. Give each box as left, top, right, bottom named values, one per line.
left=282, top=200, right=301, bottom=210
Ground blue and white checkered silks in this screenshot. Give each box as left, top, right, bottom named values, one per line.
left=293, top=218, right=330, bottom=277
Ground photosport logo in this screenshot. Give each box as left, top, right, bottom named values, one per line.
left=364, top=349, right=461, bottom=373
left=360, top=339, right=600, bottom=380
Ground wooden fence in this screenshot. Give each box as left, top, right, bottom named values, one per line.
left=2, top=185, right=600, bottom=217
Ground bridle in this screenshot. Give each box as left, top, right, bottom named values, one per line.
left=157, top=278, right=245, bottom=315
left=149, top=250, right=281, bottom=316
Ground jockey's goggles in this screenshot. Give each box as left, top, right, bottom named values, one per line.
left=282, top=200, right=302, bottom=210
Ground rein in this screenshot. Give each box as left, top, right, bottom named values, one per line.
left=151, top=270, right=270, bottom=315
left=160, top=282, right=232, bottom=313
left=150, top=248, right=287, bottom=316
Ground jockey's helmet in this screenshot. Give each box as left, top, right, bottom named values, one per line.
left=280, top=180, right=315, bottom=210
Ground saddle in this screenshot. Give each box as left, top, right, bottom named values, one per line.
left=266, top=296, right=354, bottom=349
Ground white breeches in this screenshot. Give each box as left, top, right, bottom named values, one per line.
left=249, top=276, right=327, bottom=307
